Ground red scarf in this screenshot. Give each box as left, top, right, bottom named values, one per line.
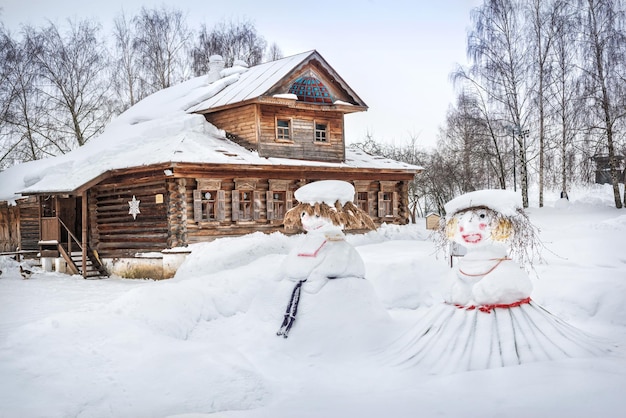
left=449, top=297, right=532, bottom=314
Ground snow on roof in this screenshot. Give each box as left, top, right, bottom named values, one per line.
left=294, top=180, right=355, bottom=206
left=189, top=51, right=317, bottom=112
left=444, top=189, right=523, bottom=218
left=0, top=51, right=421, bottom=203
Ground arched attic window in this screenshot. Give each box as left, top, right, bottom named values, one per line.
left=288, top=76, right=333, bottom=104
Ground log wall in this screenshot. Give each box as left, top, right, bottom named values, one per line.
left=83, top=167, right=415, bottom=256
left=181, top=173, right=412, bottom=243
left=90, top=178, right=169, bottom=258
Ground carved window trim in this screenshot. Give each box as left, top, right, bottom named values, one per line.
left=378, top=181, right=399, bottom=218
left=267, top=180, right=293, bottom=222
left=353, top=181, right=375, bottom=216
left=232, top=178, right=260, bottom=223
left=193, top=179, right=224, bottom=223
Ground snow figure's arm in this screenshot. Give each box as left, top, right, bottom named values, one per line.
left=300, top=241, right=366, bottom=294
left=280, top=233, right=328, bottom=281
left=471, top=261, right=532, bottom=305
left=445, top=269, right=475, bottom=306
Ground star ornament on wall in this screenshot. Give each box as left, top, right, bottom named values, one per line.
left=128, top=195, right=141, bottom=220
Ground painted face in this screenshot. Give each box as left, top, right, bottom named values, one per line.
left=452, top=209, right=495, bottom=247
left=301, top=211, right=333, bottom=232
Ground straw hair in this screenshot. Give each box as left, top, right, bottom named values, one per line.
left=491, top=218, right=513, bottom=242
left=445, top=217, right=458, bottom=240
left=283, top=201, right=376, bottom=231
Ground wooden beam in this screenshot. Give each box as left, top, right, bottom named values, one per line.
left=82, top=191, right=87, bottom=278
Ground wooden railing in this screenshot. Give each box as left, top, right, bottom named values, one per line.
left=38, top=216, right=107, bottom=278
left=57, top=218, right=83, bottom=275
left=58, top=218, right=83, bottom=256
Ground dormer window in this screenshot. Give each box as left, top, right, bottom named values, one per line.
left=288, top=76, right=333, bottom=103
left=277, top=119, right=291, bottom=140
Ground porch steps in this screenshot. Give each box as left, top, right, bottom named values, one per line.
left=69, top=251, right=108, bottom=279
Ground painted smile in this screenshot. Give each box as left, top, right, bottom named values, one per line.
left=462, top=233, right=482, bottom=244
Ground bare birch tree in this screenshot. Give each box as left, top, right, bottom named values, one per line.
left=549, top=0, right=581, bottom=195
left=111, top=11, right=142, bottom=113
left=133, top=6, right=191, bottom=93
left=191, top=18, right=267, bottom=75
left=1, top=27, right=49, bottom=164
left=267, top=42, right=284, bottom=62
left=578, top=0, right=626, bottom=208
left=467, top=0, right=532, bottom=207
left=527, top=0, right=561, bottom=207
left=32, top=20, right=111, bottom=148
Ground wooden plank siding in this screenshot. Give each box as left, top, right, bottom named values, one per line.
left=0, top=202, right=20, bottom=252
left=19, top=196, right=40, bottom=251
left=203, top=104, right=258, bottom=150
left=203, top=104, right=345, bottom=163
left=258, top=105, right=344, bottom=162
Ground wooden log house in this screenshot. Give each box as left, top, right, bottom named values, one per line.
left=0, top=50, right=422, bottom=279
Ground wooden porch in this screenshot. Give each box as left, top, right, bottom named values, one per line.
left=40, top=216, right=107, bottom=279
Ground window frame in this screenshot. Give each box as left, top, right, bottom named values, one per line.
left=377, top=182, right=399, bottom=218
left=238, top=190, right=254, bottom=221
left=276, top=118, right=292, bottom=141
left=314, top=121, right=328, bottom=143
left=267, top=180, right=293, bottom=223
left=193, top=180, right=225, bottom=223
left=356, top=191, right=369, bottom=214
left=232, top=179, right=261, bottom=223
left=379, top=192, right=393, bottom=217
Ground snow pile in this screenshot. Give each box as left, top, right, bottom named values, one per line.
left=0, top=184, right=625, bottom=417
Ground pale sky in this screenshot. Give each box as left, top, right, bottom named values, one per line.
left=1, top=0, right=483, bottom=149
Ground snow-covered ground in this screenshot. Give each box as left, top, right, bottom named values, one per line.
left=1, top=184, right=625, bottom=418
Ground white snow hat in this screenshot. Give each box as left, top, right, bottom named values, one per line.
left=294, top=180, right=355, bottom=206
left=444, top=189, right=523, bottom=218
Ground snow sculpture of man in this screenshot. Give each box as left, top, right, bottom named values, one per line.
left=276, top=180, right=376, bottom=338
left=442, top=189, right=534, bottom=310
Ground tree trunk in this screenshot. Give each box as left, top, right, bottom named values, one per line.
left=518, top=134, right=529, bottom=208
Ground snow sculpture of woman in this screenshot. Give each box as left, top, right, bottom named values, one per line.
left=275, top=180, right=390, bottom=342
left=443, top=189, right=534, bottom=311
left=386, top=189, right=608, bottom=373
